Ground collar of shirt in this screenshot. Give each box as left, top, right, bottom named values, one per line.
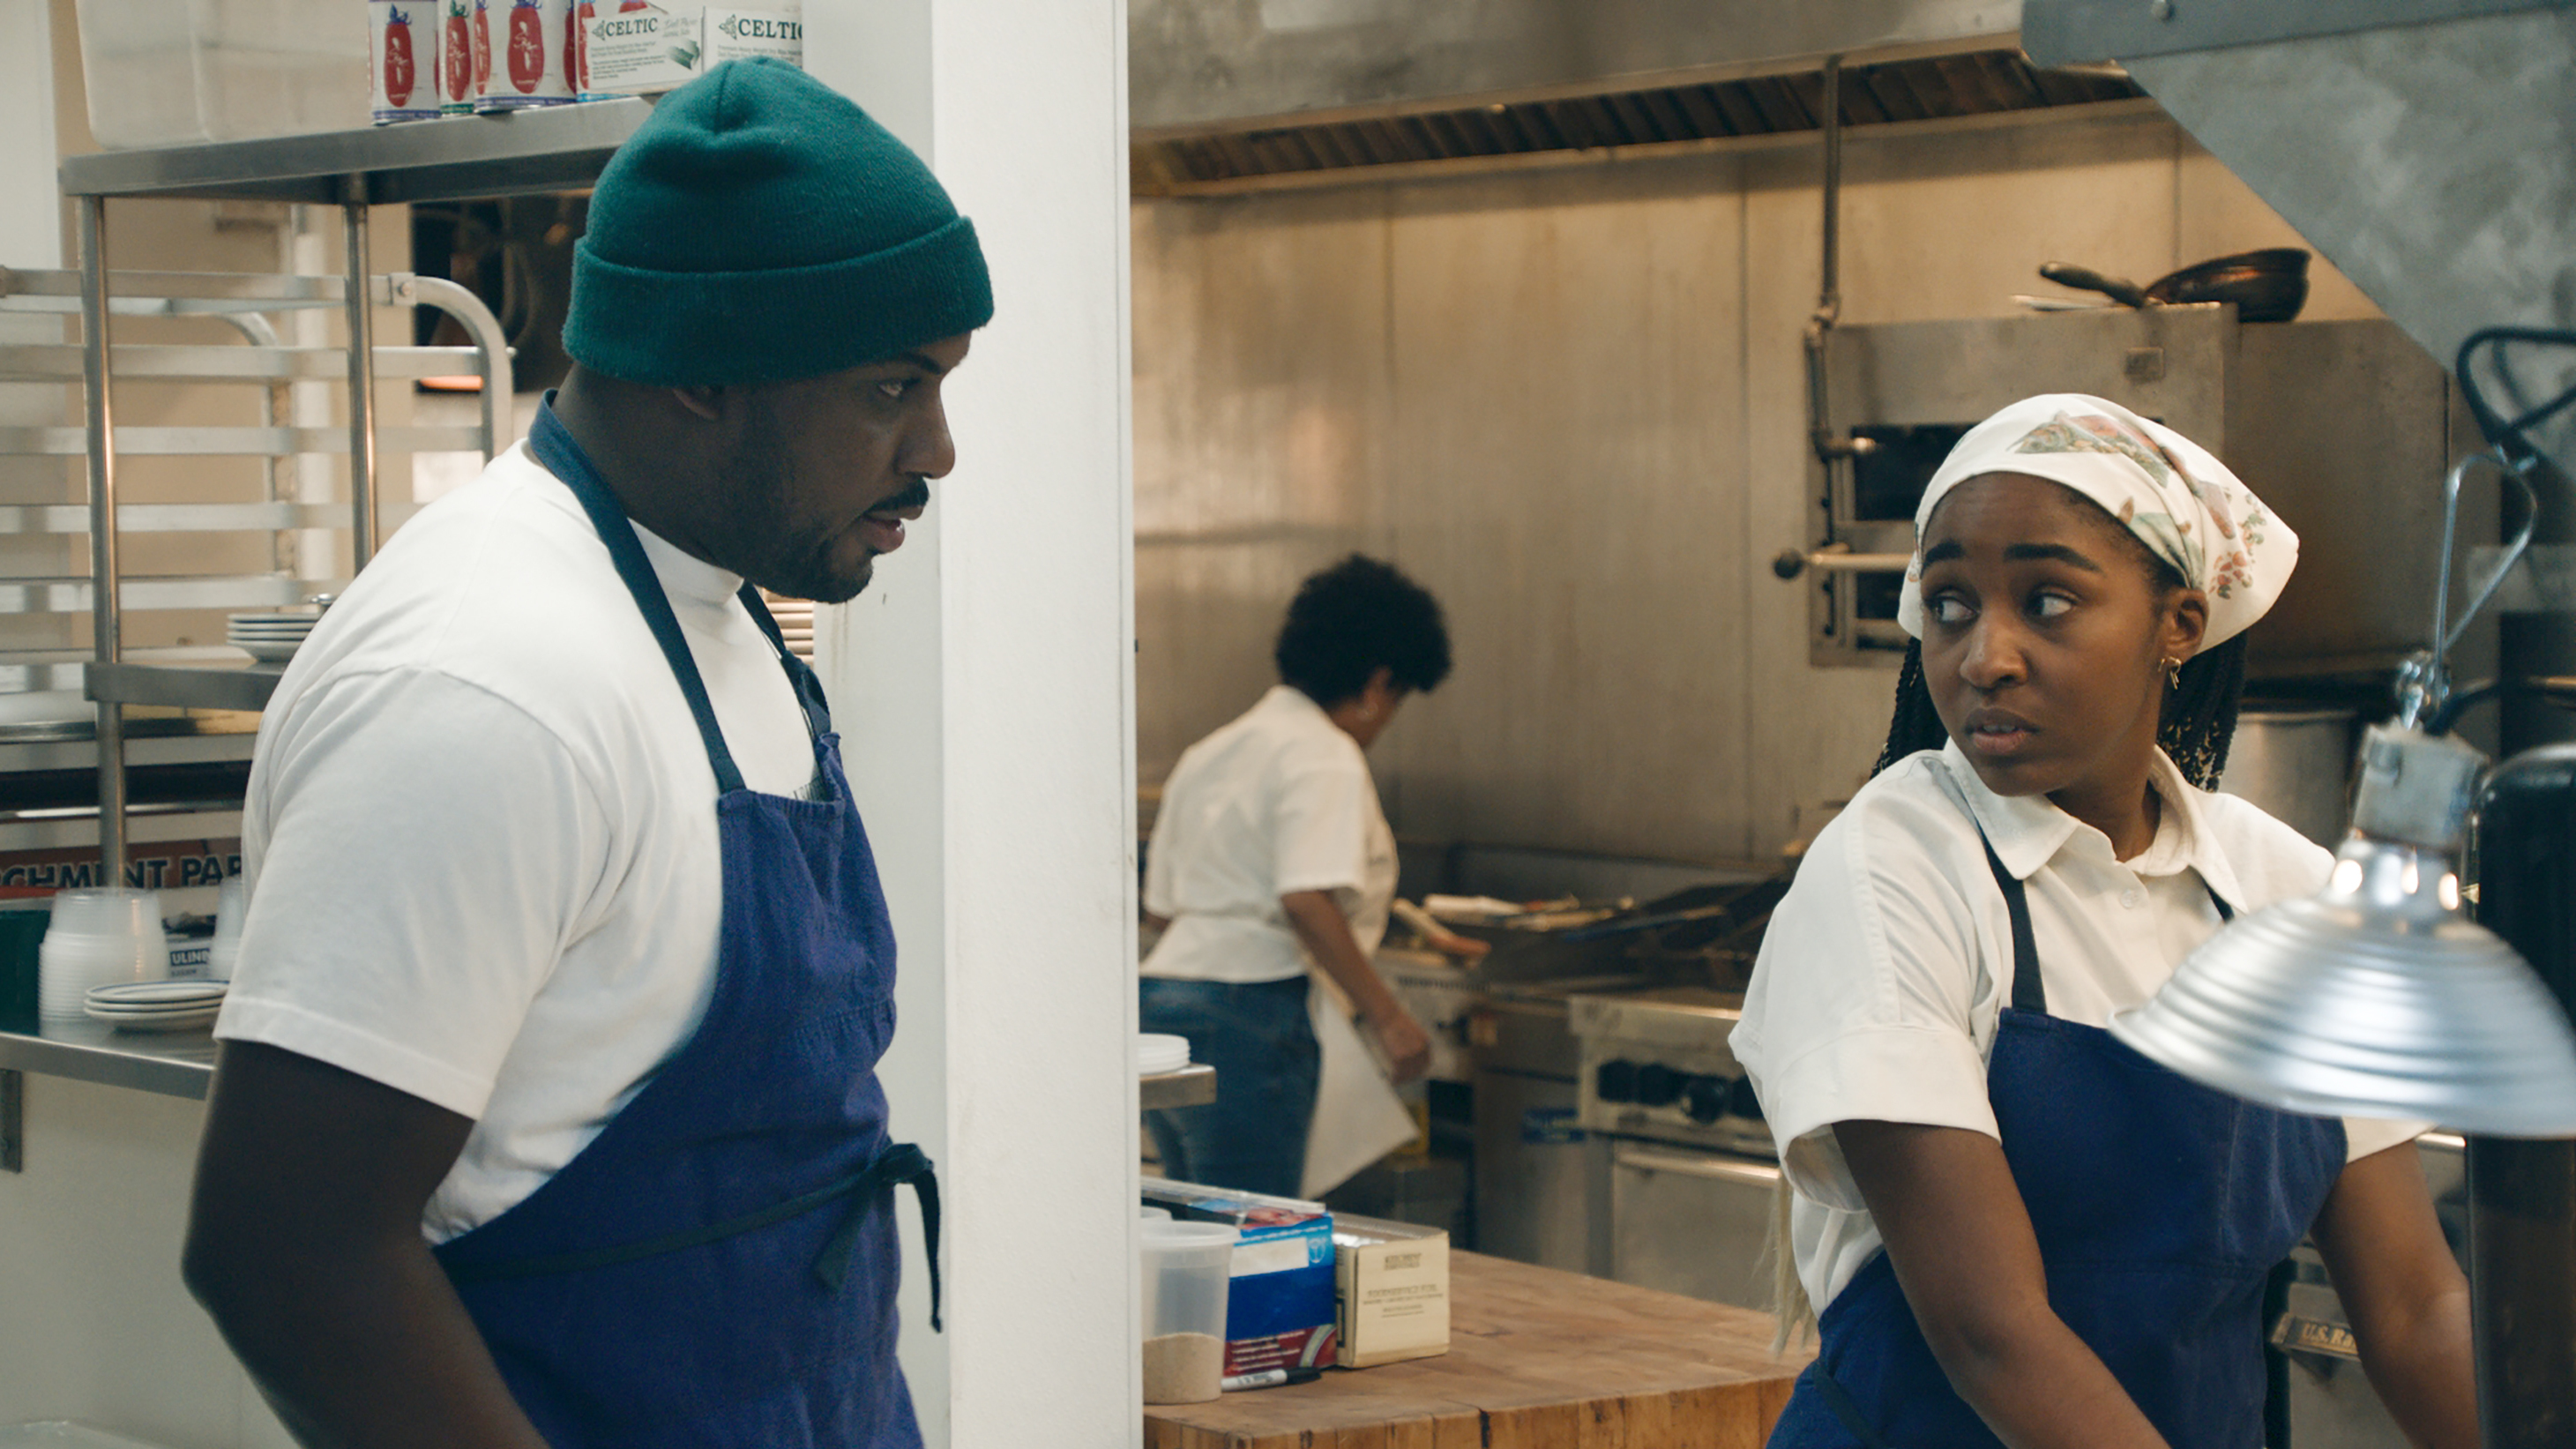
left=1933, top=739, right=2250, bottom=908
left=1257, top=683, right=1334, bottom=730
left=631, top=523, right=749, bottom=611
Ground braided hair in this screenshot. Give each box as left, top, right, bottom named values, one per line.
left=1870, top=532, right=2250, bottom=791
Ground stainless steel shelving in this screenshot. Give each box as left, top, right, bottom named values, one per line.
left=0, top=1019, right=216, bottom=1101
left=57, top=100, right=651, bottom=205
left=14, top=105, right=639, bottom=873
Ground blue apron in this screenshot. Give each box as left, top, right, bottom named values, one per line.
left=1768, top=833, right=2344, bottom=1449
left=430, top=404, right=938, bottom=1448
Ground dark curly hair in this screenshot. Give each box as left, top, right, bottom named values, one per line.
left=1872, top=495, right=2249, bottom=790
left=1274, top=555, right=1452, bottom=708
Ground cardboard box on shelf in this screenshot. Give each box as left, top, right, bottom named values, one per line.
left=1333, top=1214, right=1451, bottom=1368
left=578, top=1, right=799, bottom=98
left=1143, top=1177, right=1338, bottom=1376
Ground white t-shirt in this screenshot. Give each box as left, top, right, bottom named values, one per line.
left=1729, top=741, right=2426, bottom=1313
left=1141, top=685, right=1398, bottom=984
left=216, top=440, right=818, bottom=1244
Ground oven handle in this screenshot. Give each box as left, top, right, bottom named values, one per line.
left=1612, top=1141, right=1781, bottom=1190
left=1771, top=545, right=1914, bottom=580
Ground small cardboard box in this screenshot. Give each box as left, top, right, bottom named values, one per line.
left=1333, top=1215, right=1450, bottom=1367
left=1144, top=1177, right=1339, bottom=1376
left=579, top=3, right=800, bottom=98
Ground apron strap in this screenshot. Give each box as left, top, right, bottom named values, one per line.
left=530, top=400, right=824, bottom=795
left=1976, top=832, right=2049, bottom=1015
left=444, top=1141, right=944, bottom=1332
left=735, top=582, right=834, bottom=740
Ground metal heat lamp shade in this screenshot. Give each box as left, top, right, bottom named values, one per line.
left=2111, top=723, right=2576, bottom=1137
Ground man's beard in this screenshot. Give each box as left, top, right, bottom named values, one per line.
left=716, top=429, right=873, bottom=604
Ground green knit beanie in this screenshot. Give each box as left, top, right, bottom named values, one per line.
left=564, top=57, right=994, bottom=387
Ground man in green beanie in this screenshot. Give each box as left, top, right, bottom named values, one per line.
left=183, top=58, right=989, bottom=1447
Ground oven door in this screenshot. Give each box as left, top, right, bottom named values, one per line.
left=1609, top=1140, right=1780, bottom=1311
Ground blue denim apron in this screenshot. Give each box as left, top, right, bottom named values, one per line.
left=1768, top=833, right=2344, bottom=1449
left=430, top=404, right=938, bottom=1447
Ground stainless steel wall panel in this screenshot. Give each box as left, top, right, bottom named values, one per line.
left=1131, top=190, right=1393, bottom=787
left=1132, top=106, right=2413, bottom=859
left=1377, top=163, right=1753, bottom=863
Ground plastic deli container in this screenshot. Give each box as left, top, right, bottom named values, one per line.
left=37, top=890, right=168, bottom=1022
left=1139, top=1221, right=1236, bottom=1405
left=76, top=0, right=370, bottom=148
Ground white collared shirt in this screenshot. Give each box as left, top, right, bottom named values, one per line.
left=1141, top=685, right=1398, bottom=984
left=1730, top=741, right=2426, bottom=1311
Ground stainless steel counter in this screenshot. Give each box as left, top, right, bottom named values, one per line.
left=0, top=1016, right=215, bottom=1100
left=1139, top=1063, right=1216, bottom=1111
left=0, top=1022, right=1215, bottom=1113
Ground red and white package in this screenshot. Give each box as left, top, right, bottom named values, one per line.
left=437, top=0, right=475, bottom=114
left=370, top=1, right=441, bottom=122
left=477, top=0, right=579, bottom=109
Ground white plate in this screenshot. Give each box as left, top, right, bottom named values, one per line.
left=224, top=624, right=316, bottom=637
left=234, top=640, right=302, bottom=662
left=83, top=1003, right=220, bottom=1032
left=88, top=981, right=227, bottom=1005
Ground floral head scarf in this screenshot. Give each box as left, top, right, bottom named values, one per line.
left=1894, top=392, right=2296, bottom=654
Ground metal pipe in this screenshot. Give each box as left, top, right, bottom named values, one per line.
left=1802, top=55, right=1847, bottom=468
left=1771, top=548, right=1912, bottom=579
left=78, top=196, right=127, bottom=888
left=341, top=184, right=379, bottom=571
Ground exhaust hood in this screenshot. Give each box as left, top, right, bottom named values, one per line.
left=1131, top=1, right=2149, bottom=194
left=1131, top=0, right=2027, bottom=135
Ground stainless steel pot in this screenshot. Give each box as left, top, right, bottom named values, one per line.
left=2219, top=708, right=2361, bottom=847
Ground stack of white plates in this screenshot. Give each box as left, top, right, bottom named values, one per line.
left=1139, top=1033, right=1191, bottom=1076
left=227, top=611, right=320, bottom=663
left=761, top=592, right=816, bottom=660
left=83, top=979, right=226, bottom=1034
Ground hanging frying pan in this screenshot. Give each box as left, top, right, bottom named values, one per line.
left=2037, top=247, right=2311, bottom=324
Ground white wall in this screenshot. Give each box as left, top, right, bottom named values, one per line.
left=810, top=2, right=1139, bottom=1446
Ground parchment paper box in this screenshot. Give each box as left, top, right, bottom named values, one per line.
left=1333, top=1215, right=1451, bottom=1367
left=1143, top=1177, right=1339, bottom=1376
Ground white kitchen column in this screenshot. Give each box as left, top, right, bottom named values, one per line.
left=804, top=4, right=1138, bottom=1448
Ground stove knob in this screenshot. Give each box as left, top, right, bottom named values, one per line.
left=1594, top=1059, right=1639, bottom=1103
left=1684, top=1076, right=1729, bottom=1125
left=1634, top=1064, right=1684, bottom=1107
left=1729, top=1076, right=1766, bottom=1121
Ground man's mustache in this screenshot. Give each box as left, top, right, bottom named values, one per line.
left=868, top=478, right=933, bottom=516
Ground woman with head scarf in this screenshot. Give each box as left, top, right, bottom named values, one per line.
left=1731, top=397, right=2475, bottom=1448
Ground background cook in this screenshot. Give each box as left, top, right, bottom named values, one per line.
left=1140, top=556, right=1483, bottom=1199
left=180, top=59, right=992, bottom=1448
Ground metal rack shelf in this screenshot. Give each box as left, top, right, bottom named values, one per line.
left=14, top=110, right=630, bottom=876
left=57, top=100, right=651, bottom=205
left=84, top=660, right=286, bottom=712
left=0, top=1017, right=214, bottom=1101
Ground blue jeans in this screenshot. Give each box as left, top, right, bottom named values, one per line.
left=1139, top=975, right=1318, bottom=1199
